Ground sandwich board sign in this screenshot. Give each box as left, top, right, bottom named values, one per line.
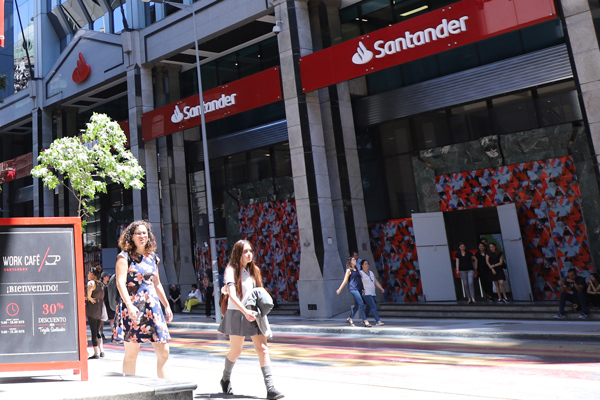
left=0, top=217, right=88, bottom=380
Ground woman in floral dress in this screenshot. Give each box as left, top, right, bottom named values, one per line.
left=114, top=220, right=173, bottom=378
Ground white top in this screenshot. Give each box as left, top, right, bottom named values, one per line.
left=224, top=265, right=255, bottom=310
left=360, top=270, right=376, bottom=296
left=188, top=288, right=201, bottom=300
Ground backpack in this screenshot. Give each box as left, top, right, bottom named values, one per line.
left=107, top=273, right=120, bottom=311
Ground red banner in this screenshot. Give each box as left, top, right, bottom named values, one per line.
left=299, top=0, right=556, bottom=92
left=142, top=67, right=282, bottom=141
left=0, top=0, right=5, bottom=48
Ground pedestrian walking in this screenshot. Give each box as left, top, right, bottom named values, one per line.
left=359, top=260, right=385, bottom=326
left=218, top=239, right=284, bottom=399
left=114, top=220, right=173, bottom=378
left=336, top=256, right=371, bottom=327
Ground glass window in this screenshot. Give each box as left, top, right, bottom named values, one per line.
left=449, top=101, right=491, bottom=142
left=477, top=31, right=523, bottom=65
left=259, top=38, right=279, bottom=70
left=394, top=0, right=429, bottom=22
left=379, top=119, right=412, bottom=156
left=521, top=19, right=564, bottom=53
left=238, top=44, right=262, bottom=78
left=414, top=110, right=451, bottom=149
left=437, top=44, right=478, bottom=76
left=366, top=66, right=402, bottom=95
left=248, top=150, right=273, bottom=182
left=273, top=144, right=292, bottom=177
left=12, top=0, right=35, bottom=93
left=402, top=55, right=439, bottom=86
left=492, top=91, right=537, bottom=134
left=537, top=82, right=583, bottom=127
left=225, top=154, right=248, bottom=186
left=216, top=54, right=239, bottom=85
left=340, top=6, right=361, bottom=40
left=361, top=0, right=394, bottom=33
left=384, top=154, right=419, bottom=219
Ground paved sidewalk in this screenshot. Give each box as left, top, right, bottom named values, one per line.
left=1, top=314, right=598, bottom=399
left=169, top=313, right=600, bottom=342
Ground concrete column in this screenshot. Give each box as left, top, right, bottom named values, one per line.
left=315, top=0, right=374, bottom=267
left=32, top=106, right=54, bottom=217
left=272, top=0, right=349, bottom=318
left=124, top=30, right=167, bottom=280
left=560, top=1, right=600, bottom=270
left=156, top=64, right=196, bottom=286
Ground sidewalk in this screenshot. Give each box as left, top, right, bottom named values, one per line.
left=1, top=314, right=598, bottom=400
left=169, top=313, right=600, bottom=342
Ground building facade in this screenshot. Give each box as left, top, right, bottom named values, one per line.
left=1, top=0, right=599, bottom=317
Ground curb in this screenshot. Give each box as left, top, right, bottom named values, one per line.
left=167, top=321, right=600, bottom=343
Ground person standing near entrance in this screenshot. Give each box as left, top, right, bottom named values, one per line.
left=487, top=243, right=509, bottom=303
left=455, top=243, right=477, bottom=304
left=474, top=242, right=494, bottom=302
left=86, top=265, right=105, bottom=359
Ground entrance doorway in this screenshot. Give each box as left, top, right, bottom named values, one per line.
left=412, top=204, right=532, bottom=302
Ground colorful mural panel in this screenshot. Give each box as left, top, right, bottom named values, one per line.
left=239, top=199, right=300, bottom=302
left=436, top=156, right=592, bottom=300
left=369, top=218, right=423, bottom=302
left=368, top=156, right=592, bottom=302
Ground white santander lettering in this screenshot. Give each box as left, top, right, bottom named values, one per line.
left=173, top=93, right=237, bottom=123
left=352, top=16, right=469, bottom=65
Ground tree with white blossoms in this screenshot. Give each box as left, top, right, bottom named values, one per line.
left=31, top=113, right=145, bottom=227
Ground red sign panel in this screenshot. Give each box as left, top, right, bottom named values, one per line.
left=142, top=67, right=282, bottom=142
left=299, top=0, right=557, bottom=92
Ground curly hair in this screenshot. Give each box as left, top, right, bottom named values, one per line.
left=118, top=220, right=157, bottom=256
left=229, top=239, right=262, bottom=297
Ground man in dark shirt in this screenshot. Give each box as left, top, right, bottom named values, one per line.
left=554, top=268, right=588, bottom=320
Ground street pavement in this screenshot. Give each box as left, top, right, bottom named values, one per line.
left=0, top=313, right=598, bottom=399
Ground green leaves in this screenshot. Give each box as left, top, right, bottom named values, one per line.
left=31, top=113, right=145, bottom=226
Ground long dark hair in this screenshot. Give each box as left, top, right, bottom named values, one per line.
left=229, top=240, right=263, bottom=297
left=118, top=220, right=157, bottom=256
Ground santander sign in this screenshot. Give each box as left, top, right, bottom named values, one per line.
left=352, top=17, right=469, bottom=65
left=299, top=0, right=557, bottom=92
left=171, top=94, right=237, bottom=123
left=141, top=67, right=282, bottom=142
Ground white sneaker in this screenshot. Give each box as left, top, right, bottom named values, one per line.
left=182, top=309, right=190, bottom=313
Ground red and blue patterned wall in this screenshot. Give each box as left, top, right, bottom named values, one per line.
left=239, top=199, right=300, bottom=302
left=369, top=156, right=594, bottom=301
left=194, top=199, right=300, bottom=303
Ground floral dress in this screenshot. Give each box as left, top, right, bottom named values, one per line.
left=115, top=251, right=170, bottom=343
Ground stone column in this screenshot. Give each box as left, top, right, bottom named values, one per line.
left=272, top=0, right=349, bottom=317
left=156, top=64, right=196, bottom=286
left=316, top=0, right=375, bottom=267
left=559, top=2, right=600, bottom=270
left=32, top=106, right=54, bottom=217
left=124, top=30, right=167, bottom=280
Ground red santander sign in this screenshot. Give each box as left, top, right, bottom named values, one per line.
left=299, top=0, right=556, bottom=92
left=142, top=67, right=282, bottom=141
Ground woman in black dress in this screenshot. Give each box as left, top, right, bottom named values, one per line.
left=86, top=265, right=105, bottom=359
left=474, top=242, right=494, bottom=302
left=486, top=243, right=509, bottom=303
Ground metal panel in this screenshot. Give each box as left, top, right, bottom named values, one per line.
left=412, top=212, right=456, bottom=301
left=192, top=120, right=288, bottom=162
left=497, top=204, right=533, bottom=301
left=354, top=45, right=572, bottom=127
